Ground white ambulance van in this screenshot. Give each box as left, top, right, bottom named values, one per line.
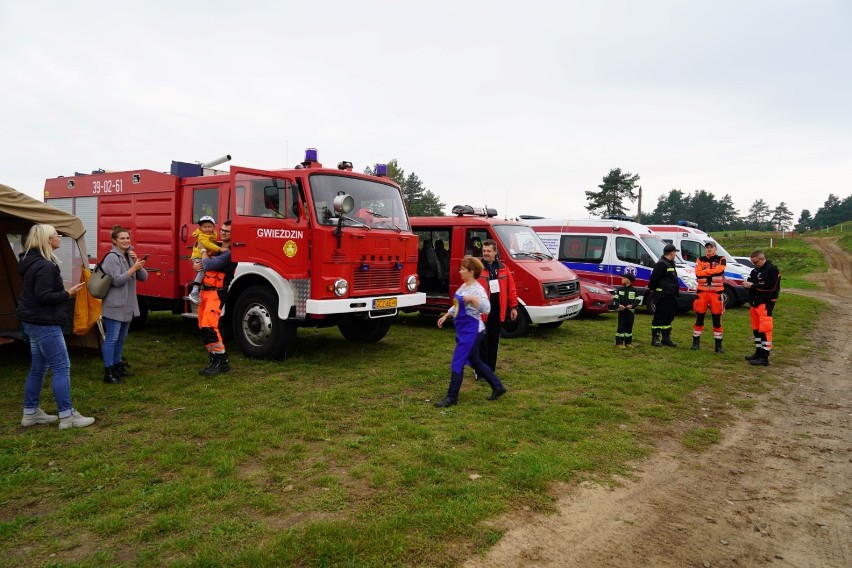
left=647, top=223, right=750, bottom=306
left=522, top=217, right=698, bottom=313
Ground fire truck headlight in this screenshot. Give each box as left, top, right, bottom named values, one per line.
left=406, top=275, right=418, bottom=292
left=543, top=283, right=560, bottom=299
left=334, top=279, right=349, bottom=297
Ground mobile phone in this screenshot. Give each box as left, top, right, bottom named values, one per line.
left=142, top=254, right=149, bottom=261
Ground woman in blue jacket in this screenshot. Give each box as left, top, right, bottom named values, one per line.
left=17, top=224, right=94, bottom=429
left=100, top=225, right=148, bottom=383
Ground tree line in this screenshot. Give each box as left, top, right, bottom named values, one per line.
left=585, top=168, right=852, bottom=233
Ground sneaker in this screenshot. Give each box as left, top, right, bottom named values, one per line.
left=58, top=410, right=95, bottom=430
left=616, top=344, right=626, bottom=349
left=188, top=289, right=201, bottom=305
left=21, top=408, right=59, bottom=427
left=434, top=397, right=457, bottom=408
left=626, top=344, right=635, bottom=349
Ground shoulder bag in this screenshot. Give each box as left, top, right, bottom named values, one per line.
left=87, top=252, right=117, bottom=299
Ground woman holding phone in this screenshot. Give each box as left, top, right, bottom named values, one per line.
left=100, top=225, right=147, bottom=384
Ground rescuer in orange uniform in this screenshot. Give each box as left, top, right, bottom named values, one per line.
left=743, top=250, right=781, bottom=366
left=691, top=241, right=727, bottom=353
left=197, top=220, right=236, bottom=376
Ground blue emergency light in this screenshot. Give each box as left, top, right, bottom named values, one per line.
left=375, top=164, right=388, bottom=177
left=305, top=148, right=318, bottom=162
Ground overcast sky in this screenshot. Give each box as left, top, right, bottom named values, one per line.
left=2, top=0, right=850, bottom=221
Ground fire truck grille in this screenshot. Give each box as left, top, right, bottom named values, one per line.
left=352, top=267, right=400, bottom=292
left=555, top=281, right=580, bottom=297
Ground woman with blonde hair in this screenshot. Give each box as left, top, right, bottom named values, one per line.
left=435, top=256, right=507, bottom=407
left=16, top=224, right=95, bottom=429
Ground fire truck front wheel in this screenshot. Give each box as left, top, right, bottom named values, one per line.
left=338, top=316, right=392, bottom=343
left=232, top=285, right=296, bottom=359
left=500, top=305, right=530, bottom=339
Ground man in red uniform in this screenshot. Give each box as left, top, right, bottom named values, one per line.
left=477, top=240, right=519, bottom=372
left=691, top=241, right=727, bottom=353
left=197, top=220, right=236, bottom=376
left=743, top=250, right=781, bottom=366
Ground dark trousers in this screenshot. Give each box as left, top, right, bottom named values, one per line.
left=651, top=294, right=677, bottom=330
left=479, top=311, right=502, bottom=372
left=616, top=310, right=634, bottom=344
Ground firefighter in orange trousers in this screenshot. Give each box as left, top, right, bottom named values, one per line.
left=743, top=250, right=781, bottom=366
left=691, top=241, right=727, bottom=353
left=197, top=220, right=236, bottom=376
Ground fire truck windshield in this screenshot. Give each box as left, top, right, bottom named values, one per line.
left=493, top=224, right=554, bottom=260
left=310, top=174, right=410, bottom=231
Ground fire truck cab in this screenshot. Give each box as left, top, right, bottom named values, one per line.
left=44, top=150, right=426, bottom=359
left=410, top=206, right=583, bottom=338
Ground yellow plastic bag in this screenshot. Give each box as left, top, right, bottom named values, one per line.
left=73, top=267, right=102, bottom=335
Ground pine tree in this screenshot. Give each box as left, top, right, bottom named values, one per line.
left=585, top=168, right=640, bottom=217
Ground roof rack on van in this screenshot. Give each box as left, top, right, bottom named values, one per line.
left=451, top=204, right=498, bottom=218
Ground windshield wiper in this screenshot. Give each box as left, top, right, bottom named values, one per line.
left=341, top=215, right=372, bottom=230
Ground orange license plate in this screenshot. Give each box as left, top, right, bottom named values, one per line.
left=373, top=298, right=397, bottom=309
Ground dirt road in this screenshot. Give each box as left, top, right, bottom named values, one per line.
left=466, top=238, right=851, bottom=568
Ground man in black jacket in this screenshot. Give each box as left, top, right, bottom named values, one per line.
left=648, top=243, right=680, bottom=347
left=743, top=250, right=781, bottom=366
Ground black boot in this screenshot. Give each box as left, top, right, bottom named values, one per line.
left=118, top=360, right=134, bottom=377
left=651, top=330, right=662, bottom=347
left=104, top=365, right=124, bottom=384
left=749, top=349, right=769, bottom=366
left=714, top=338, right=725, bottom=354
left=690, top=336, right=700, bottom=350
left=199, top=353, right=230, bottom=376
left=744, top=348, right=761, bottom=361
left=661, top=329, right=677, bottom=347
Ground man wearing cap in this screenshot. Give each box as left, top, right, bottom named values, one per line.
left=691, top=241, right=727, bottom=353
left=647, top=243, right=680, bottom=347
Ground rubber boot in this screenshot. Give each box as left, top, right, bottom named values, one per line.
left=661, top=329, right=677, bottom=348
left=690, top=336, right=700, bottom=351
left=749, top=349, right=769, bottom=366
left=714, top=338, right=725, bottom=354
left=651, top=330, right=662, bottom=347
left=104, top=365, right=124, bottom=384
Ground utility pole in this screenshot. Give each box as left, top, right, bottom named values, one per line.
left=636, top=185, right=642, bottom=223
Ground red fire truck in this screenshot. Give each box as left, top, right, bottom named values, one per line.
left=43, top=149, right=426, bottom=359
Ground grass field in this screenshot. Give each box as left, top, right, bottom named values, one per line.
left=0, top=239, right=830, bottom=567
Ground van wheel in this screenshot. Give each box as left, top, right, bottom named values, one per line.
left=644, top=294, right=657, bottom=314
left=722, top=285, right=736, bottom=309
left=338, top=316, right=392, bottom=343
left=501, top=306, right=530, bottom=339
left=232, top=285, right=296, bottom=359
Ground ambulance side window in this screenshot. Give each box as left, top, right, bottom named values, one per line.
left=681, top=240, right=702, bottom=262
left=615, top=237, right=643, bottom=264
left=193, top=188, right=219, bottom=222
left=559, top=236, right=606, bottom=263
